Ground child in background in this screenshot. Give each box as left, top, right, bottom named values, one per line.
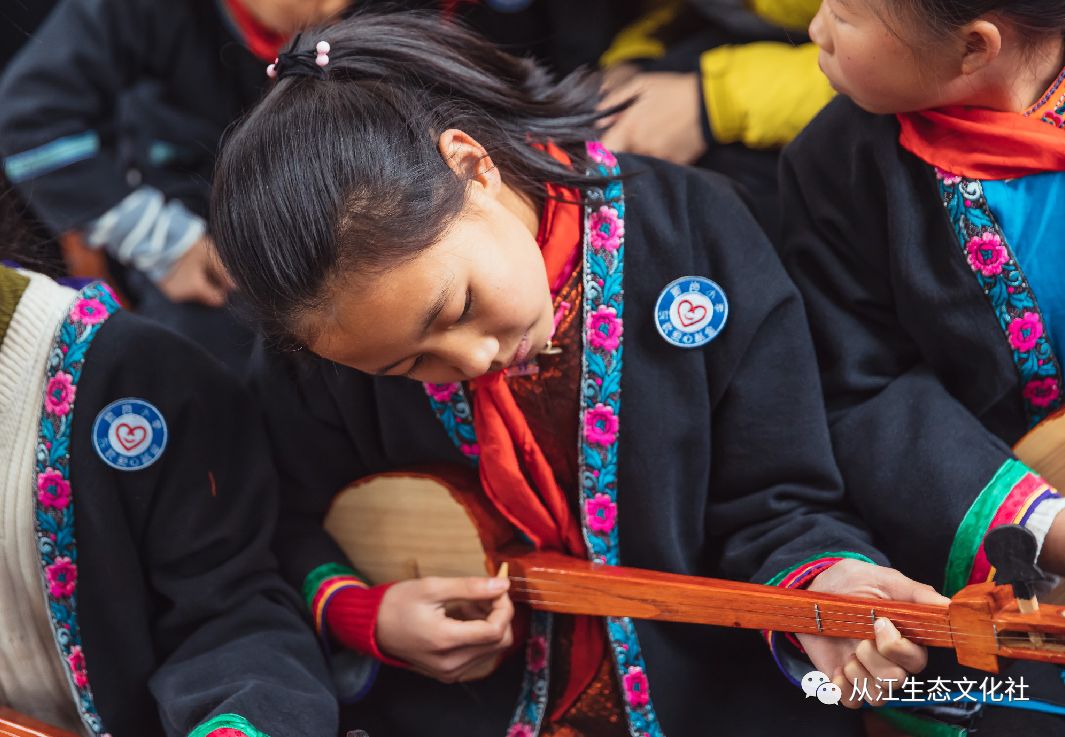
left=210, top=11, right=944, bottom=737
left=0, top=0, right=349, bottom=371
left=779, top=0, right=1065, bottom=733
left=0, top=189, right=338, bottom=736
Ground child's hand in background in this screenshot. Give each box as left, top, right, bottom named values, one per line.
left=158, top=236, right=234, bottom=307
left=796, top=560, right=949, bottom=708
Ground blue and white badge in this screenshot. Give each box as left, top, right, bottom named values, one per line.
left=92, top=398, right=168, bottom=471
left=654, top=276, right=729, bottom=349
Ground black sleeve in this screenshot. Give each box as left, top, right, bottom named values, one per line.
left=0, top=0, right=159, bottom=231
left=775, top=100, right=1016, bottom=594
left=76, top=311, right=337, bottom=737
left=693, top=173, right=889, bottom=585
left=247, top=338, right=371, bottom=596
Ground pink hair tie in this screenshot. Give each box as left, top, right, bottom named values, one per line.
left=266, top=39, right=331, bottom=80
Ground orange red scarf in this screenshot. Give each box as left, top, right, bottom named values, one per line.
left=471, top=143, right=602, bottom=718
left=897, top=67, right=1065, bottom=180
left=223, top=0, right=288, bottom=62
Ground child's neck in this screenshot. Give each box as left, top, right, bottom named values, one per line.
left=965, top=36, right=1065, bottom=113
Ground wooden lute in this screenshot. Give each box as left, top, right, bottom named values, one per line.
left=325, top=447, right=1065, bottom=675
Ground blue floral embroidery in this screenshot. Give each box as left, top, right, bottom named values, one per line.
left=423, top=143, right=664, bottom=737
left=936, top=170, right=1063, bottom=426
left=34, top=282, right=120, bottom=737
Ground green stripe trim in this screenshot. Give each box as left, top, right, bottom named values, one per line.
left=187, top=713, right=271, bottom=737
left=875, top=709, right=966, bottom=737
left=301, top=562, right=360, bottom=607
left=765, top=551, right=876, bottom=587
left=943, top=459, right=1029, bottom=596
left=3, top=132, right=99, bottom=183
left=0, top=268, right=31, bottom=352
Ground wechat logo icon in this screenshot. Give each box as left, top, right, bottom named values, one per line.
left=802, top=671, right=843, bottom=705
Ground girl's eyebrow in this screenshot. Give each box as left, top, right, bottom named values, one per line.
left=419, top=274, right=455, bottom=337
left=371, top=275, right=455, bottom=375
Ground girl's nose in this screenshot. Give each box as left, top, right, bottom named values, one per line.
left=809, top=5, right=831, bottom=53
left=438, top=330, right=500, bottom=380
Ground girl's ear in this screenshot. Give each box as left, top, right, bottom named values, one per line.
left=437, top=129, right=501, bottom=199
left=959, top=19, right=1003, bottom=76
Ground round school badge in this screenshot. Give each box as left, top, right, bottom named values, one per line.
left=92, top=398, right=168, bottom=471
left=654, top=276, right=729, bottom=349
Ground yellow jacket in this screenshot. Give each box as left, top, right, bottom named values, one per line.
left=601, top=0, right=832, bottom=149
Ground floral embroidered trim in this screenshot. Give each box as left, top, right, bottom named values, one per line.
left=937, top=170, right=1064, bottom=426
left=762, top=551, right=876, bottom=686
left=187, top=712, right=271, bottom=737
left=423, top=143, right=663, bottom=737
left=33, top=281, right=120, bottom=736
left=945, top=458, right=1057, bottom=595
left=423, top=383, right=479, bottom=460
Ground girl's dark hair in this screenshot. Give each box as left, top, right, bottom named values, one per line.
left=211, top=9, right=621, bottom=343
left=899, top=0, right=1065, bottom=39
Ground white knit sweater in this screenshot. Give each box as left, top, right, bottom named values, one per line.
left=0, top=271, right=87, bottom=734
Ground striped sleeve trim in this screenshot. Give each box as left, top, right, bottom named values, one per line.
left=944, top=459, right=1057, bottom=596
left=188, top=713, right=270, bottom=737
left=302, top=562, right=369, bottom=634
left=763, top=551, right=878, bottom=686
left=3, top=131, right=100, bottom=183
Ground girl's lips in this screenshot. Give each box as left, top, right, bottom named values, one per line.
left=512, top=332, right=531, bottom=365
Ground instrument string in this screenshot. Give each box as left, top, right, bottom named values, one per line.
left=506, top=575, right=1064, bottom=650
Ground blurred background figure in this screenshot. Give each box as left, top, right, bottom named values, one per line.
left=0, top=0, right=645, bottom=371
left=598, top=0, right=828, bottom=232
left=0, top=0, right=351, bottom=371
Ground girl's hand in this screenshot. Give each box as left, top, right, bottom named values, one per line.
left=795, top=560, right=949, bottom=708
left=157, top=236, right=234, bottom=307
left=376, top=576, right=514, bottom=684
left=599, top=72, right=707, bottom=165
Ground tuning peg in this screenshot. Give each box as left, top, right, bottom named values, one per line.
left=984, top=525, right=1049, bottom=646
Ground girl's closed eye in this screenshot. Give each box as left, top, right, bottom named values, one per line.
left=457, top=287, right=473, bottom=324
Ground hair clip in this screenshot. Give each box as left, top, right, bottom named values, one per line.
left=265, top=39, right=331, bottom=80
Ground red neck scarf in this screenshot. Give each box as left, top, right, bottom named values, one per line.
left=471, top=143, right=601, bottom=718
left=896, top=67, right=1065, bottom=180
left=222, top=0, right=288, bottom=62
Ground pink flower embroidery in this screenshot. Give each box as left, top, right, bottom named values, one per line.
left=965, top=232, right=1008, bottom=277
left=585, top=493, right=617, bottom=533
left=586, top=306, right=623, bottom=352
left=460, top=442, right=481, bottom=456
left=1024, top=378, right=1061, bottom=408
left=205, top=730, right=247, bottom=737
left=46, top=557, right=77, bottom=599
left=623, top=666, right=650, bottom=708
left=45, top=372, right=76, bottom=416
left=584, top=403, right=618, bottom=447
left=1008, top=312, right=1044, bottom=352
left=589, top=206, right=624, bottom=253
left=526, top=635, right=548, bottom=672
left=424, top=382, right=459, bottom=402
left=66, top=645, right=88, bottom=688
left=37, top=468, right=71, bottom=509
left=585, top=141, right=617, bottom=168
left=506, top=725, right=535, bottom=737
left=70, top=297, right=107, bottom=326
left=1044, top=110, right=1064, bottom=128
left=934, top=167, right=962, bottom=186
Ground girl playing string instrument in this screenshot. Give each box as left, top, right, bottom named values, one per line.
left=779, top=0, right=1065, bottom=733
left=210, top=10, right=944, bottom=736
